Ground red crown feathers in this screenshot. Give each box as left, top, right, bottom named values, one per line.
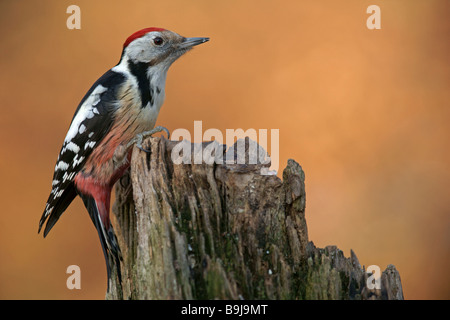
left=123, top=27, right=166, bottom=48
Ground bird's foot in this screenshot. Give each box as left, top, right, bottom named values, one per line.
left=126, top=126, right=170, bottom=153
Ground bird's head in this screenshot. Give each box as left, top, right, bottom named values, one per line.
left=121, top=27, right=209, bottom=69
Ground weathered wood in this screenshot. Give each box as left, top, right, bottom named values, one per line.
left=106, top=137, right=403, bottom=300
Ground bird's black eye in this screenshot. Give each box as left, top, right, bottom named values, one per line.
left=153, top=37, right=164, bottom=46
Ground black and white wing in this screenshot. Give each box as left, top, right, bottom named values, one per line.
left=39, top=69, right=127, bottom=236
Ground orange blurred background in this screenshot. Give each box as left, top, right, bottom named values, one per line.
left=0, top=0, right=449, bottom=299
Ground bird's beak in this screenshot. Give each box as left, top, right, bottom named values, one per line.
left=179, top=37, right=210, bottom=49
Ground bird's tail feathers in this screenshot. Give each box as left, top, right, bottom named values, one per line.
left=80, top=194, right=122, bottom=290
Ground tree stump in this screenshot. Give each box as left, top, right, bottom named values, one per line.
left=106, top=137, right=403, bottom=300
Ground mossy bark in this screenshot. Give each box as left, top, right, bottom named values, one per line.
left=106, top=137, right=403, bottom=300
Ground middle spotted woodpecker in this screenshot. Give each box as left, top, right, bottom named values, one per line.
left=38, top=28, right=209, bottom=288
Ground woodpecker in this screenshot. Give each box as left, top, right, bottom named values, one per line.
left=38, top=28, right=209, bottom=287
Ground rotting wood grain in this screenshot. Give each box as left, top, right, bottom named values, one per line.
left=106, top=137, right=403, bottom=300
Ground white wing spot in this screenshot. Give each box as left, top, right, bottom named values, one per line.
left=54, top=189, right=65, bottom=198
left=62, top=141, right=80, bottom=154
left=61, top=171, right=77, bottom=183
left=84, top=140, right=96, bottom=150
left=44, top=205, right=54, bottom=217
left=55, top=161, right=69, bottom=171
left=72, top=154, right=85, bottom=167
left=62, top=172, right=69, bottom=183
left=85, top=110, right=95, bottom=119
left=79, top=124, right=86, bottom=134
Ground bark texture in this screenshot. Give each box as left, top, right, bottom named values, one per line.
left=106, top=137, right=403, bottom=300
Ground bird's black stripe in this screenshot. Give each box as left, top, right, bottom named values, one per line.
left=127, top=60, right=154, bottom=108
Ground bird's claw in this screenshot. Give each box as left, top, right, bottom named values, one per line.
left=136, top=144, right=149, bottom=153
left=127, top=126, right=170, bottom=153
